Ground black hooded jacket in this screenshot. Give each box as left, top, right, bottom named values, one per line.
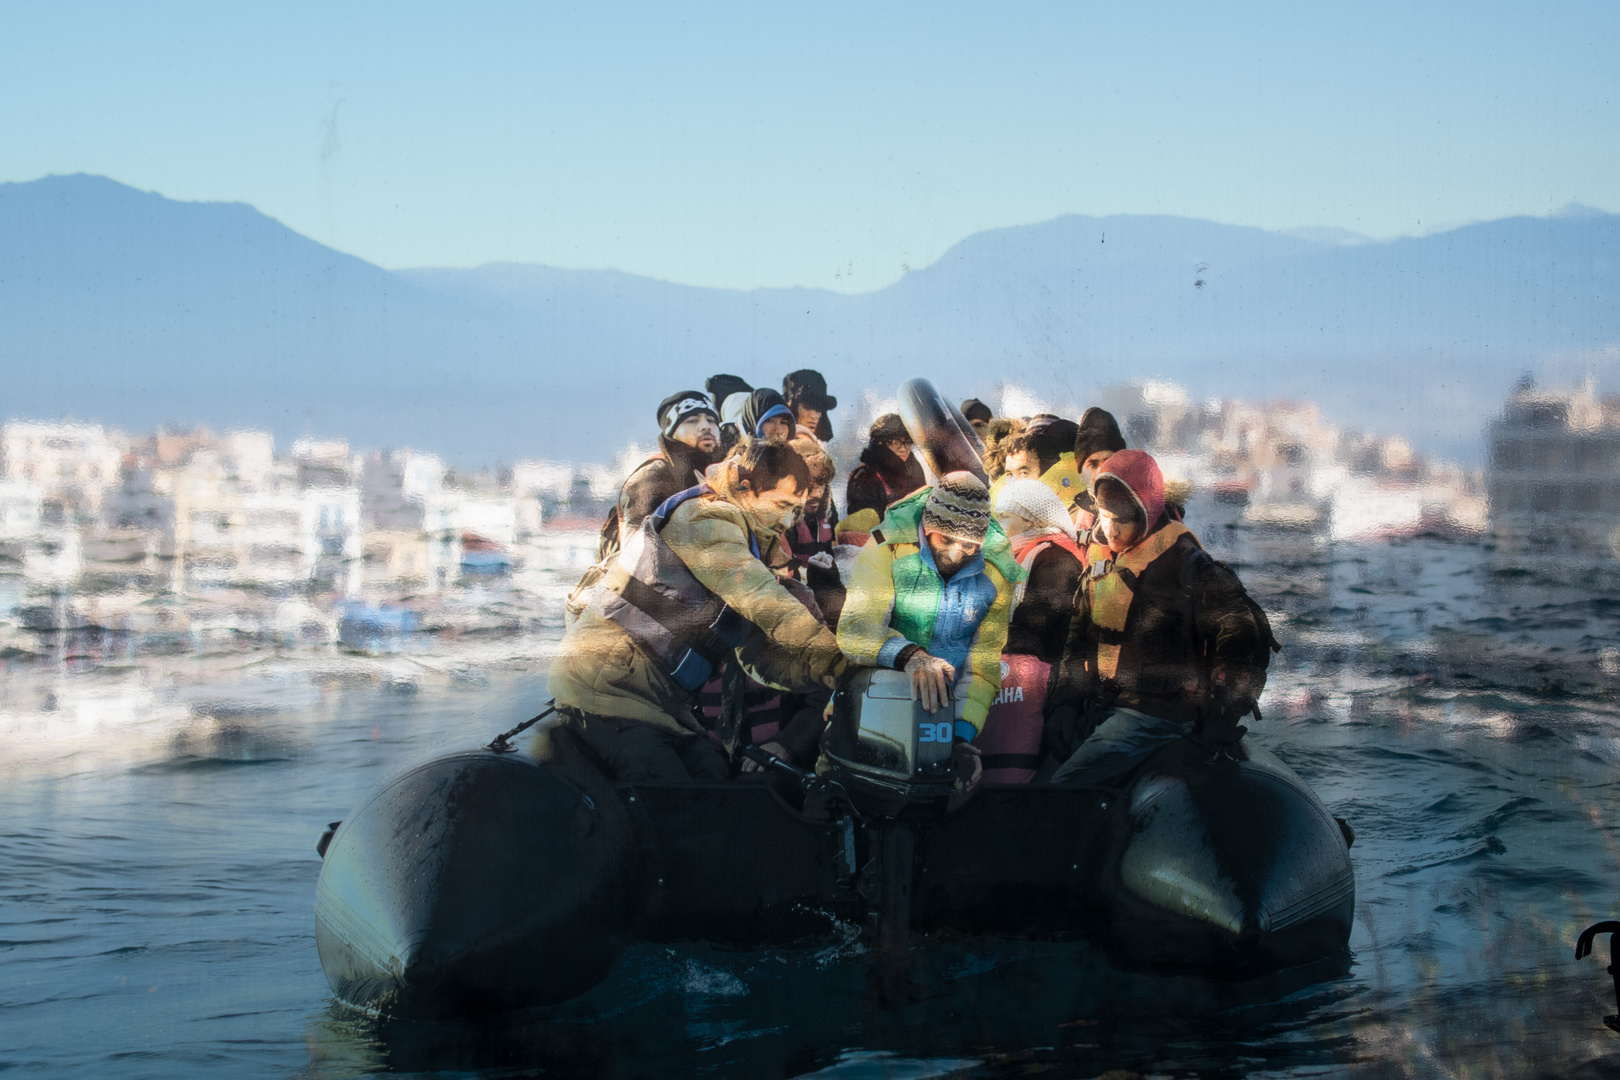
left=845, top=442, right=927, bottom=520
left=595, top=434, right=721, bottom=560
left=738, top=388, right=791, bottom=442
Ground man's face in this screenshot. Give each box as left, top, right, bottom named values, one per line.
left=672, top=413, right=719, bottom=453
left=795, top=405, right=823, bottom=432
left=885, top=437, right=913, bottom=462
left=1079, top=450, right=1113, bottom=486
left=804, top=481, right=828, bottom=519
left=1096, top=508, right=1144, bottom=553
left=1003, top=450, right=1040, bottom=481
left=743, top=475, right=808, bottom=535
left=924, top=528, right=982, bottom=577
left=762, top=415, right=794, bottom=443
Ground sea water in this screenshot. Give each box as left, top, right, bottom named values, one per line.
left=4, top=522, right=1620, bottom=1078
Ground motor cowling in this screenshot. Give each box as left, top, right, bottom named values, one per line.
left=825, top=668, right=959, bottom=819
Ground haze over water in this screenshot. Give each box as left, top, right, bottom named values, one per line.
left=4, top=495, right=1620, bottom=1078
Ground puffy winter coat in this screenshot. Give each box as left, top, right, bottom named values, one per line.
left=552, top=475, right=850, bottom=735
left=836, top=488, right=1022, bottom=736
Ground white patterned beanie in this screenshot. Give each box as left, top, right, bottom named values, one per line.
left=921, top=471, right=992, bottom=544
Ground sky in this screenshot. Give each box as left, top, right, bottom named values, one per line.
left=1, top=1, right=1616, bottom=292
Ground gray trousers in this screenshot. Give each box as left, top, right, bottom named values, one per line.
left=1049, top=706, right=1193, bottom=785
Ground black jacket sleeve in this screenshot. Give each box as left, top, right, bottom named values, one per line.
left=1044, top=570, right=1094, bottom=717
left=1004, top=544, right=1082, bottom=663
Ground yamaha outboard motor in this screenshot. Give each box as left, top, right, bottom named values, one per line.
left=824, top=669, right=960, bottom=820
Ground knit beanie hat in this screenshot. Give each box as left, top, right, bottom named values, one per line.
left=921, top=471, right=992, bottom=544
left=1074, top=407, right=1127, bottom=461
left=994, top=479, right=1077, bottom=541
left=657, top=391, right=720, bottom=437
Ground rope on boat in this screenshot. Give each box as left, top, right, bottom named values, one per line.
left=486, top=702, right=558, bottom=753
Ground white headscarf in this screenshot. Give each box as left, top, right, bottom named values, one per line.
left=994, top=479, right=1078, bottom=543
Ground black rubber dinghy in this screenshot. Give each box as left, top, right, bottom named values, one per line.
left=314, top=727, right=1354, bottom=1018
left=313, top=376, right=1353, bottom=1018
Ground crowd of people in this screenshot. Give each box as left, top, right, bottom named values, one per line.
left=551, top=369, right=1278, bottom=794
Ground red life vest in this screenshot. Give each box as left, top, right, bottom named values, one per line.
left=977, top=653, right=1049, bottom=783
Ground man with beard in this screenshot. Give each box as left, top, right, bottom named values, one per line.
left=596, top=391, right=725, bottom=561
left=553, top=441, right=851, bottom=783
left=845, top=413, right=927, bottom=519
left=837, top=472, right=1022, bottom=794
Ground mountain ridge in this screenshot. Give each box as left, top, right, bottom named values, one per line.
left=1, top=174, right=1615, bottom=465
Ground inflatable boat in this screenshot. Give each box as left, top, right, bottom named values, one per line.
left=312, top=379, right=1355, bottom=1019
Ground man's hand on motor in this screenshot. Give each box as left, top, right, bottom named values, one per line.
left=740, top=741, right=790, bottom=774
left=952, top=739, right=983, bottom=795
left=904, top=652, right=956, bottom=713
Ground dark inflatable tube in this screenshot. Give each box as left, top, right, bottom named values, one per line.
left=1102, top=739, right=1354, bottom=974
left=898, top=377, right=987, bottom=483
left=314, top=744, right=635, bottom=1017
left=910, top=736, right=1353, bottom=977
left=315, top=733, right=1351, bottom=1016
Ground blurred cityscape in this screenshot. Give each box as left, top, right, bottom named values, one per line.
left=0, top=376, right=1614, bottom=675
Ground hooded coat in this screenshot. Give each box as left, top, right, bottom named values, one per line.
left=836, top=488, right=1023, bottom=736
left=595, top=434, right=721, bottom=561
left=738, top=389, right=795, bottom=442
left=1046, top=450, right=1275, bottom=746
left=845, top=441, right=927, bottom=520
left=554, top=465, right=851, bottom=734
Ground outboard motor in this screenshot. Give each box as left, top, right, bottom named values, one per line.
left=824, top=668, right=960, bottom=820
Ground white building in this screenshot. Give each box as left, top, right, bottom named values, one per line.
left=361, top=451, right=462, bottom=589
left=1, top=421, right=125, bottom=520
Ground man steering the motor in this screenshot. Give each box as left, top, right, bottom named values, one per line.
left=835, top=471, right=1023, bottom=793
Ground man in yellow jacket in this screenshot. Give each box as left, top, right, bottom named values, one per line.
left=549, top=441, right=851, bottom=782
left=836, top=472, right=1023, bottom=792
